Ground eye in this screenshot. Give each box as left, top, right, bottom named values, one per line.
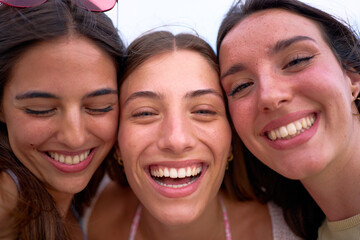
left=86, top=106, right=114, bottom=115
left=282, top=55, right=314, bottom=70
left=192, top=109, right=216, bottom=115
left=24, top=108, right=56, bottom=116
left=132, top=111, right=156, bottom=118
left=229, top=82, right=254, bottom=97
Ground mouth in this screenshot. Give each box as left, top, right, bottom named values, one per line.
left=266, top=114, right=316, bottom=141
left=149, top=164, right=203, bottom=189
left=47, top=149, right=92, bottom=165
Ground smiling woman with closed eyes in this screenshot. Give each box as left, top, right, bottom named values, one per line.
left=217, top=0, right=360, bottom=239
left=0, top=0, right=124, bottom=239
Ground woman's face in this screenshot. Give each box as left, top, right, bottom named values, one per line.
left=219, top=9, right=360, bottom=181
left=118, top=50, right=231, bottom=225
left=1, top=36, right=118, bottom=198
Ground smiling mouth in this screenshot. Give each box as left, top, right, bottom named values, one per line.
left=47, top=149, right=92, bottom=165
left=150, top=164, right=203, bottom=189
left=266, top=114, right=316, bottom=141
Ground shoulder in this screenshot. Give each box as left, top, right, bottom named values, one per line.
left=0, top=170, right=19, bottom=227
left=87, top=180, right=139, bottom=240
left=220, top=191, right=272, bottom=240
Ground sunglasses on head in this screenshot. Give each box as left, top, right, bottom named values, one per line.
left=0, top=0, right=117, bottom=12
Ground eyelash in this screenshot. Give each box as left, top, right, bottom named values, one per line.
left=193, top=109, right=216, bottom=115
left=25, top=106, right=113, bottom=116
left=283, top=55, right=315, bottom=69
left=132, top=111, right=156, bottom=118
left=25, top=108, right=56, bottom=116
left=229, top=82, right=254, bottom=97
left=86, top=106, right=114, bottom=114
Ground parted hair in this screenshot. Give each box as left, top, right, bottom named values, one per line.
left=216, top=0, right=360, bottom=239
left=0, top=0, right=125, bottom=239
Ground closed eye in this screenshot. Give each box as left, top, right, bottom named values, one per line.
left=282, top=55, right=314, bottom=70
left=229, top=82, right=254, bottom=97
left=24, top=108, right=56, bottom=116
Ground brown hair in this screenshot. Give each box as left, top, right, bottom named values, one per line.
left=0, top=0, right=125, bottom=239
left=108, top=30, right=256, bottom=201
left=217, top=0, right=360, bottom=239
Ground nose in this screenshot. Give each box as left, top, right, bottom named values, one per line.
left=257, top=73, right=292, bottom=112
left=157, top=113, right=196, bottom=154
left=57, top=107, right=86, bottom=149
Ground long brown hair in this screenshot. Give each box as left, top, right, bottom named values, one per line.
left=0, top=0, right=125, bottom=239
left=108, top=30, right=256, bottom=201
left=217, top=0, right=360, bottom=239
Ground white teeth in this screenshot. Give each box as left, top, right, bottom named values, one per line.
left=155, top=177, right=198, bottom=188
left=267, top=114, right=316, bottom=141
left=150, top=165, right=202, bottom=179
left=48, top=150, right=90, bottom=165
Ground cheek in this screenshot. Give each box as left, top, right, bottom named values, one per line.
left=228, top=100, right=254, bottom=136
left=91, top=113, right=119, bottom=143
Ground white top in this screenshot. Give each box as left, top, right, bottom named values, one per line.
left=268, top=201, right=304, bottom=240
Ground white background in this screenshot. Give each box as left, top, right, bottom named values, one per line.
left=106, top=0, right=360, bottom=50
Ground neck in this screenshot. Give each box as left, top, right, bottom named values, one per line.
left=47, top=189, right=74, bottom=218
left=137, top=194, right=226, bottom=240
left=301, top=132, right=360, bottom=221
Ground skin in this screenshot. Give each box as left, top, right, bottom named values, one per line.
left=88, top=49, right=272, bottom=240
left=118, top=50, right=231, bottom=226
left=0, top=35, right=119, bottom=220
left=219, top=9, right=360, bottom=220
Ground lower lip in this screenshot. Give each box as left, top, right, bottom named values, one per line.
left=264, top=115, right=320, bottom=150
left=148, top=166, right=207, bottom=198
left=45, top=149, right=96, bottom=173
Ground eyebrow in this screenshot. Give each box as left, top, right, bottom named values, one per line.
left=185, top=89, right=223, bottom=99
left=123, top=91, right=162, bottom=106
left=272, top=35, right=316, bottom=55
left=123, top=88, right=223, bottom=106
left=15, top=88, right=117, bottom=100
left=220, top=35, right=316, bottom=80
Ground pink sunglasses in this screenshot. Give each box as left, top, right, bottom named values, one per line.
left=0, top=0, right=117, bottom=12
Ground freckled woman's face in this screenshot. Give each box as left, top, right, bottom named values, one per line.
left=2, top=36, right=119, bottom=197
left=118, top=50, right=231, bottom=225
left=219, top=9, right=360, bottom=180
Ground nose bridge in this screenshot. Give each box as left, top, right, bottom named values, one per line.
left=157, top=109, right=196, bottom=153
left=257, top=70, right=291, bottom=112
left=58, top=106, right=86, bottom=148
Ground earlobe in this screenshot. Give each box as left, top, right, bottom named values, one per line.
left=347, top=71, right=360, bottom=101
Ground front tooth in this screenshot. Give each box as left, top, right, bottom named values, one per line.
left=279, top=126, right=288, bottom=138
left=159, top=168, right=164, bottom=177
left=169, top=168, right=177, bottom=178
left=178, top=168, right=186, bottom=178
left=80, top=153, right=85, bottom=162
left=65, top=156, right=72, bottom=165
left=54, top=153, right=59, bottom=161
left=186, top=167, right=192, bottom=177
left=295, top=121, right=302, bottom=131
left=164, top=168, right=170, bottom=177
left=286, top=123, right=297, bottom=136
left=268, top=130, right=276, bottom=140
left=59, top=154, right=65, bottom=163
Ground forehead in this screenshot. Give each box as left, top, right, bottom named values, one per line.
left=120, top=50, right=220, bottom=95
left=220, top=9, right=325, bottom=58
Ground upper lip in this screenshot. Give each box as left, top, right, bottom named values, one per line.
left=260, top=110, right=317, bottom=135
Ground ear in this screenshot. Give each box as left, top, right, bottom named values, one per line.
left=115, top=143, right=121, bottom=158
left=347, top=71, right=360, bottom=101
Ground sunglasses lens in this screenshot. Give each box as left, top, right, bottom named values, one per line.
left=0, top=0, right=46, bottom=7
left=75, top=0, right=116, bottom=12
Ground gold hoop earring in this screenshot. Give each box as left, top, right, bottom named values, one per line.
left=226, top=153, right=234, bottom=170
left=113, top=153, right=123, bottom=166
